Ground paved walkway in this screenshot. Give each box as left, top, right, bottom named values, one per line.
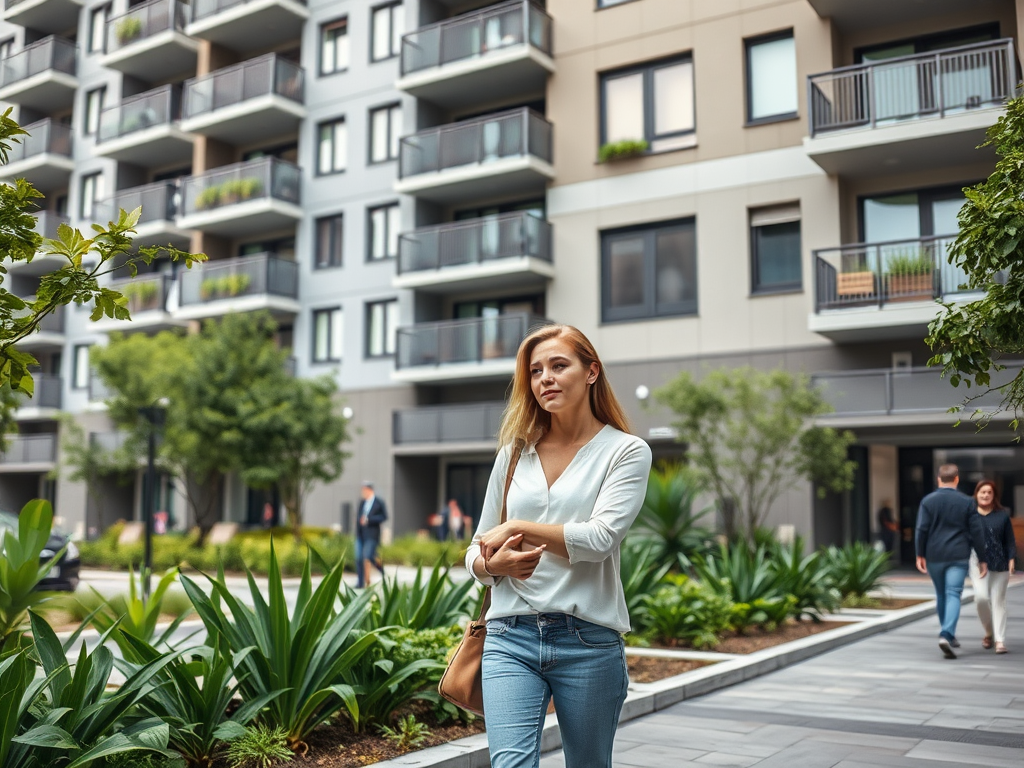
left=542, top=583, right=1024, bottom=768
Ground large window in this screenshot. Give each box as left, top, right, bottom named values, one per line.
left=0, top=38, right=13, bottom=61
left=601, top=56, right=695, bottom=153
left=79, top=172, right=105, bottom=219
left=366, top=299, right=399, bottom=357
left=601, top=219, right=697, bottom=322
left=317, top=118, right=347, bottom=175
left=320, top=18, right=349, bottom=75
left=371, top=2, right=403, bottom=62
left=368, top=203, right=400, bottom=261
left=88, top=5, right=110, bottom=54
left=598, top=0, right=634, bottom=7
left=72, top=344, right=91, bottom=390
left=312, top=308, right=344, bottom=363
left=746, top=31, right=798, bottom=123
left=315, top=214, right=344, bottom=269
left=750, top=204, right=801, bottom=294
left=84, top=87, right=106, bottom=137
left=369, top=103, right=401, bottom=163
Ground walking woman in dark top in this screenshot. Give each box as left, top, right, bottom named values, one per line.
left=970, top=480, right=1016, bottom=654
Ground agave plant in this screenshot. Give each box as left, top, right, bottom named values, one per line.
left=366, top=561, right=482, bottom=631
left=824, top=541, right=891, bottom=600
left=632, top=465, right=714, bottom=570
left=89, top=566, right=195, bottom=651
left=620, top=539, right=672, bottom=627
left=769, top=543, right=840, bottom=621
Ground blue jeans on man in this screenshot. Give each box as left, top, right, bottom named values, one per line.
left=926, top=560, right=969, bottom=641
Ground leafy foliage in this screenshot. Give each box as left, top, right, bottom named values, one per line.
left=768, top=542, right=841, bottom=621
left=824, top=542, right=890, bottom=599
left=693, top=543, right=795, bottom=633
left=378, top=714, right=432, bottom=751
left=363, top=562, right=482, bottom=632
left=637, top=576, right=733, bottom=649
left=632, top=465, right=714, bottom=567
left=88, top=567, right=194, bottom=651
left=620, top=539, right=673, bottom=627
left=223, top=725, right=291, bottom=768
left=0, top=499, right=63, bottom=651
left=598, top=138, right=649, bottom=162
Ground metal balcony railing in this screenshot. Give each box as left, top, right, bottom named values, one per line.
left=181, top=157, right=301, bottom=215
left=400, top=0, right=552, bottom=77
left=398, top=107, right=552, bottom=179
left=98, top=85, right=181, bottom=144
left=182, top=54, right=304, bottom=118
left=396, top=312, right=549, bottom=370
left=108, top=274, right=170, bottom=314
left=0, top=36, right=76, bottom=88
left=18, top=373, right=62, bottom=409
left=808, top=39, right=1015, bottom=136
left=0, top=434, right=57, bottom=463
left=94, top=181, right=178, bottom=226
left=5, top=118, right=72, bottom=163
left=106, top=0, right=189, bottom=55
left=813, top=235, right=977, bottom=311
left=811, top=363, right=1024, bottom=416
left=32, top=211, right=69, bottom=240
left=35, top=303, right=64, bottom=333
left=192, top=0, right=307, bottom=22
left=398, top=212, right=551, bottom=275
left=393, top=402, right=505, bottom=444
left=179, top=253, right=298, bottom=306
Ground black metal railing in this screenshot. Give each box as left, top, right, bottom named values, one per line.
left=398, top=212, right=551, bottom=275
left=17, top=374, right=62, bottom=409
left=393, top=402, right=505, bottom=444
left=181, top=157, right=301, bottom=215
left=32, top=211, right=69, bottom=240
left=106, top=0, right=189, bottom=55
left=808, top=39, right=1015, bottom=136
left=98, top=84, right=181, bottom=144
left=400, top=0, right=552, bottom=76
left=182, top=54, right=304, bottom=119
left=396, top=312, right=549, bottom=370
left=94, top=181, right=178, bottom=226
left=108, top=274, right=170, bottom=314
left=813, top=235, right=974, bottom=311
left=0, top=434, right=57, bottom=463
left=0, top=36, right=76, bottom=88
left=5, top=118, right=72, bottom=163
left=191, top=0, right=307, bottom=22
left=179, top=253, right=298, bottom=306
left=399, top=107, right=552, bottom=179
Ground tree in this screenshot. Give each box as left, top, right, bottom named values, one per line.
left=655, top=367, right=856, bottom=543
left=926, top=92, right=1024, bottom=431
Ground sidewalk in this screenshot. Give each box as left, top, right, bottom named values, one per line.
left=542, top=582, right=1024, bottom=767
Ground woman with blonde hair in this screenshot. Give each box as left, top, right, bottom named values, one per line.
left=970, top=479, right=1016, bottom=653
left=466, top=323, right=652, bottom=768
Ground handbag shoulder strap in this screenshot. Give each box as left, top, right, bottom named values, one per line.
left=475, top=443, right=523, bottom=622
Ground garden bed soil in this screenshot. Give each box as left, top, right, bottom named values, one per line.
left=870, top=597, right=927, bottom=610
left=644, top=619, right=849, bottom=655
left=627, top=656, right=712, bottom=683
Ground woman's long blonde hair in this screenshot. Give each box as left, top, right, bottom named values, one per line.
left=497, top=324, right=631, bottom=450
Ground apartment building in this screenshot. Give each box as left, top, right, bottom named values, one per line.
left=0, top=0, right=1020, bottom=558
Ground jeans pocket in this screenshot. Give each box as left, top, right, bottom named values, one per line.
left=574, top=621, right=622, bottom=649
left=486, top=618, right=513, bottom=636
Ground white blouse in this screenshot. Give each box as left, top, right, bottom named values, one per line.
left=465, top=424, right=652, bottom=633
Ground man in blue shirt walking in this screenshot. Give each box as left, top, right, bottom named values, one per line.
left=915, top=463, right=988, bottom=659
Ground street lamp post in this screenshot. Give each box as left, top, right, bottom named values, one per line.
left=138, top=400, right=168, bottom=601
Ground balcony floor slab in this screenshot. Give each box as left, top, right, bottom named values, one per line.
left=14, top=407, right=61, bottom=421
left=101, top=32, right=199, bottom=81
left=392, top=358, right=516, bottom=384
left=128, top=221, right=192, bottom=249
left=186, top=0, right=309, bottom=54
left=94, top=125, right=194, bottom=166
left=5, top=253, right=67, bottom=276
left=3, top=0, right=82, bottom=34
left=92, top=311, right=187, bottom=334
left=14, top=331, right=65, bottom=350
left=395, top=155, right=554, bottom=205
left=0, top=461, right=56, bottom=473
left=0, top=71, right=77, bottom=112
left=172, top=293, right=300, bottom=322
left=808, top=293, right=982, bottom=342
left=394, top=255, right=554, bottom=293
left=393, top=440, right=496, bottom=456
left=180, top=95, right=305, bottom=145
left=0, top=154, right=74, bottom=193
left=176, top=198, right=302, bottom=238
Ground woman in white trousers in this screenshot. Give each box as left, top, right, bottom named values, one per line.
left=970, top=480, right=1016, bottom=654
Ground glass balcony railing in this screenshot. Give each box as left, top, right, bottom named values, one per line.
left=398, top=212, right=551, bottom=275
left=108, top=274, right=170, bottom=314
left=400, top=0, right=552, bottom=77
left=181, top=157, right=301, bottom=215
left=191, top=0, right=307, bottom=23
left=106, top=0, right=189, bottom=55
left=32, top=211, right=69, bottom=240
left=0, top=36, right=76, bottom=88
left=98, top=85, right=181, bottom=144
left=393, top=402, right=505, bottom=445
left=182, top=54, right=304, bottom=118
left=5, top=118, right=72, bottom=163
left=396, top=312, right=549, bottom=370
left=94, top=181, right=178, bottom=227
left=398, top=107, right=552, bottom=179
left=179, top=252, right=299, bottom=307
left=808, top=39, right=1015, bottom=136
left=17, top=373, right=62, bottom=409
left=0, top=434, right=57, bottom=463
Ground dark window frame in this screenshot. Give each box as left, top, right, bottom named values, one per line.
left=311, top=306, right=343, bottom=363
left=319, top=17, right=349, bottom=76
left=72, top=344, right=91, bottom=390
left=79, top=171, right=104, bottom=219
left=596, top=0, right=640, bottom=8
left=88, top=5, right=110, bottom=54
left=316, top=118, right=347, bottom=176
left=366, top=202, right=400, bottom=262
left=749, top=211, right=802, bottom=296
left=856, top=182, right=976, bottom=242
left=315, top=213, right=344, bottom=269
left=744, top=29, right=799, bottom=126
left=370, top=1, right=403, bottom=63
left=365, top=298, right=398, bottom=358
left=854, top=22, right=1000, bottom=62
left=83, top=85, right=106, bottom=137
left=368, top=102, right=401, bottom=164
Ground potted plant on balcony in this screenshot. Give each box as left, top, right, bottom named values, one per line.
left=194, top=185, right=222, bottom=211
left=238, top=177, right=264, bottom=201
left=598, top=138, right=649, bottom=163
left=121, top=280, right=160, bottom=312
left=115, top=16, right=143, bottom=45
left=884, top=249, right=935, bottom=300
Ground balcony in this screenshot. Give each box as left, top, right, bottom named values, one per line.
left=396, top=108, right=554, bottom=204
left=180, top=55, right=306, bottom=145
left=94, top=274, right=185, bottom=333
left=13, top=303, right=64, bottom=350
left=102, top=0, right=199, bottom=82
left=0, top=119, right=73, bottom=193
left=177, top=157, right=302, bottom=237
left=94, top=181, right=190, bottom=249
left=809, top=235, right=979, bottom=342
left=805, top=40, right=1014, bottom=177
left=393, top=401, right=504, bottom=454
left=0, top=36, right=77, bottom=112
left=0, top=434, right=57, bottom=470
left=16, top=373, right=62, bottom=418
left=187, top=0, right=308, bottom=54
left=394, top=312, right=549, bottom=383
left=90, top=431, right=132, bottom=451
left=807, top=1, right=982, bottom=33
left=398, top=0, right=554, bottom=110
left=6, top=212, right=69, bottom=276
left=174, top=252, right=299, bottom=320
left=95, top=85, right=193, bottom=166
left=396, top=212, right=553, bottom=293
left=3, top=0, right=82, bottom=35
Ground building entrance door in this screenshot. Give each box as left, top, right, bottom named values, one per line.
left=446, top=462, right=493, bottom=537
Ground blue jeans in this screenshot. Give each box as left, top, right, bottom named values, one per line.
left=926, top=560, right=969, bottom=640
left=481, top=613, right=628, bottom=768
left=354, top=537, right=383, bottom=588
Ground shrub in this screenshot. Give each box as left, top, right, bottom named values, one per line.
left=223, top=725, right=291, bottom=768
left=115, top=16, right=143, bottom=45
left=825, top=541, right=890, bottom=600
left=631, top=464, right=714, bottom=570
left=598, top=138, right=649, bottom=163
left=379, top=535, right=464, bottom=567
left=87, top=566, right=194, bottom=651
left=378, top=715, right=431, bottom=751
left=693, top=543, right=793, bottom=632
left=619, top=539, right=672, bottom=627
left=366, top=562, right=482, bottom=631
left=768, top=542, right=840, bottom=621
left=637, top=575, right=733, bottom=648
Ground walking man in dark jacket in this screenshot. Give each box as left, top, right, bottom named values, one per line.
left=356, top=481, right=388, bottom=588
left=916, top=463, right=988, bottom=659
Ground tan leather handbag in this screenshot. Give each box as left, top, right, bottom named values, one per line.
left=438, top=446, right=522, bottom=716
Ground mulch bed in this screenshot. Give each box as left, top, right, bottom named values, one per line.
left=627, top=656, right=712, bottom=683
left=869, top=597, right=927, bottom=610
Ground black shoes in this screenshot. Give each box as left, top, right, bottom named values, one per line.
left=950, top=637, right=961, bottom=648
left=939, top=638, right=957, bottom=659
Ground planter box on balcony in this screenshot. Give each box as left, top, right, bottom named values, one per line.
left=836, top=271, right=875, bottom=297
left=885, top=272, right=934, bottom=301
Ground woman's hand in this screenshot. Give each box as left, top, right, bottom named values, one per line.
left=481, top=533, right=545, bottom=580
left=480, top=521, right=522, bottom=560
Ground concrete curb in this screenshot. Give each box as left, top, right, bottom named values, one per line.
left=370, top=598, right=946, bottom=767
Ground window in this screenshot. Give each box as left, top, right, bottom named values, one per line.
left=366, top=299, right=399, bottom=357
left=369, top=103, right=401, bottom=163
left=601, top=219, right=697, bottom=322
left=320, top=18, right=349, bottom=75
left=597, top=0, right=634, bottom=6
left=88, top=5, right=110, bottom=54
left=601, top=56, right=695, bottom=153
left=312, top=308, right=344, bottom=362
left=84, top=87, right=106, bottom=137
left=746, top=31, right=797, bottom=123
left=750, top=204, right=801, bottom=294
left=79, top=172, right=105, bottom=219
left=315, top=214, right=344, bottom=269
left=72, top=345, right=90, bottom=389
left=368, top=203, right=400, bottom=261
left=317, top=119, right=347, bottom=175
left=0, top=38, right=14, bottom=61
left=371, top=2, right=403, bottom=62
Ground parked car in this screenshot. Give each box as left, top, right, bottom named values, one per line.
left=0, top=510, right=80, bottom=591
